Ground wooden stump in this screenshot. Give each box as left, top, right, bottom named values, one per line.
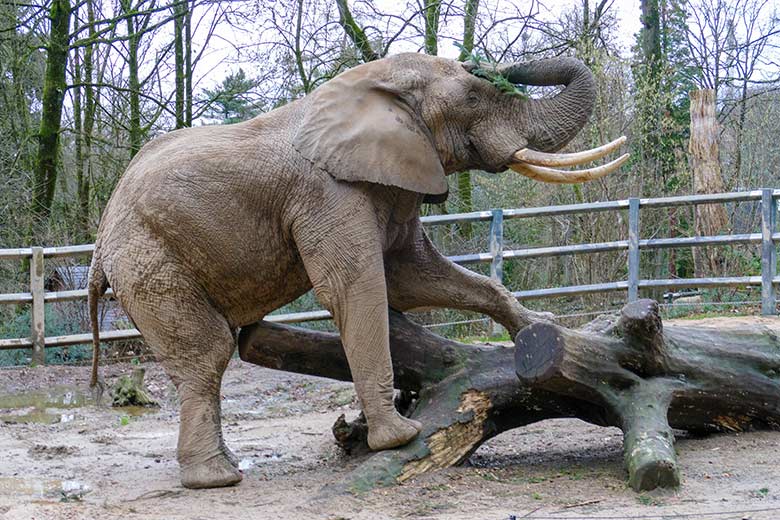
left=110, top=367, right=157, bottom=407
left=238, top=301, right=780, bottom=492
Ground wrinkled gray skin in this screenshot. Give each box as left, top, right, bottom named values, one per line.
left=88, top=53, right=596, bottom=489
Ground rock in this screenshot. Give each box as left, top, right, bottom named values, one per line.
left=59, top=480, right=91, bottom=501
left=28, top=444, right=79, bottom=460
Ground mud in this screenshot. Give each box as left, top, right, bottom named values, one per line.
left=0, top=358, right=779, bottom=519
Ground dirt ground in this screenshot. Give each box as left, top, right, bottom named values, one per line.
left=2, top=325, right=780, bottom=519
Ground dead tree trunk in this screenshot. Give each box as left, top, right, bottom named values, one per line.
left=238, top=302, right=780, bottom=492
left=689, top=89, right=729, bottom=277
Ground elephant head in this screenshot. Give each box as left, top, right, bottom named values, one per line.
left=293, top=52, right=627, bottom=200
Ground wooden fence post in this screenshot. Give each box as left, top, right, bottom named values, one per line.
left=489, top=208, right=504, bottom=336
left=628, top=198, right=640, bottom=302
left=761, top=189, right=777, bottom=315
left=30, top=247, right=45, bottom=365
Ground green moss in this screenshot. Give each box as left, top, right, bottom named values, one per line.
left=347, top=452, right=408, bottom=494
left=637, top=494, right=664, bottom=506
left=110, top=368, right=157, bottom=407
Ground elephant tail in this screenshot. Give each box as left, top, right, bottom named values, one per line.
left=88, top=251, right=109, bottom=391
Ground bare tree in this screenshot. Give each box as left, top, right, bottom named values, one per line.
left=689, top=89, right=728, bottom=276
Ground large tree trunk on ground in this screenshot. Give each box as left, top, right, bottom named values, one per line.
left=238, top=303, right=780, bottom=492
left=690, top=89, right=729, bottom=277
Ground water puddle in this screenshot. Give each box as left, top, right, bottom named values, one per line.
left=238, top=458, right=255, bottom=471
left=0, top=477, right=91, bottom=500
left=0, top=386, right=156, bottom=424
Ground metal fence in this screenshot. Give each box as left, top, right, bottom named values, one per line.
left=1, top=188, right=777, bottom=365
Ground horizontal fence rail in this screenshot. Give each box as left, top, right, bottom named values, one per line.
left=0, top=188, right=778, bottom=362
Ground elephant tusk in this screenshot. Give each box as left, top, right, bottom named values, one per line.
left=513, top=136, right=627, bottom=167
left=508, top=153, right=629, bottom=184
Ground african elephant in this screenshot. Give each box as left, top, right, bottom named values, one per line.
left=87, top=52, right=626, bottom=489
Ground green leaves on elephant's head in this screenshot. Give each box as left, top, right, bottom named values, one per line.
left=455, top=42, right=529, bottom=100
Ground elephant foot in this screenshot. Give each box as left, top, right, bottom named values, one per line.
left=181, top=453, right=243, bottom=489
left=367, top=413, right=422, bottom=451
left=220, top=439, right=240, bottom=468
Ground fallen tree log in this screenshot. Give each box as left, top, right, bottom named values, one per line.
left=238, top=301, right=780, bottom=492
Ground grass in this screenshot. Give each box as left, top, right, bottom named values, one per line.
left=753, top=487, right=770, bottom=498
left=637, top=494, right=664, bottom=506
left=0, top=304, right=95, bottom=367
left=459, top=331, right=512, bottom=344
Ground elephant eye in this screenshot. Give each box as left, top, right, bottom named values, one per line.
left=467, top=91, right=479, bottom=108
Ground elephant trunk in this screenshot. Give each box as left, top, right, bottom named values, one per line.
left=498, top=57, right=596, bottom=152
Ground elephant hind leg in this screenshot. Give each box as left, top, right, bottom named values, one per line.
left=122, top=270, right=241, bottom=489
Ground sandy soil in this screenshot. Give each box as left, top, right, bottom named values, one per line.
left=1, top=347, right=780, bottom=519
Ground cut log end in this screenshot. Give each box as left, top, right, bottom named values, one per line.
left=515, top=312, right=683, bottom=492
left=619, top=299, right=663, bottom=348
left=629, top=457, right=680, bottom=492
left=514, top=323, right=566, bottom=385
left=620, top=382, right=680, bottom=491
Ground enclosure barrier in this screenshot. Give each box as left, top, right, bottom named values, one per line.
left=1, top=188, right=777, bottom=365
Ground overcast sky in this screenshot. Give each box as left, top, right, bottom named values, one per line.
left=542, top=0, right=643, bottom=52
left=192, top=0, right=645, bottom=94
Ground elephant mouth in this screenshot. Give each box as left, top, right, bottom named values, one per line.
left=507, top=136, right=629, bottom=184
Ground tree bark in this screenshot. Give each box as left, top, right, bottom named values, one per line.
left=77, top=0, right=96, bottom=240
left=29, top=0, right=71, bottom=237
left=454, top=0, right=479, bottom=239
left=689, top=89, right=728, bottom=277
left=173, top=0, right=186, bottom=128
left=122, top=0, right=142, bottom=156
left=72, top=28, right=83, bottom=230
left=293, top=0, right=310, bottom=94
left=184, top=0, right=192, bottom=126
left=640, top=0, right=661, bottom=73
left=334, top=0, right=378, bottom=63
left=422, top=0, right=441, bottom=57
left=238, top=303, right=780, bottom=493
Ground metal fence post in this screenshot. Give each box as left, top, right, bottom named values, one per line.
left=30, top=246, right=45, bottom=365
left=489, top=208, right=504, bottom=336
left=627, top=198, right=640, bottom=302
left=761, top=189, right=777, bottom=315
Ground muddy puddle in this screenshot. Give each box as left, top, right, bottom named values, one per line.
left=0, top=477, right=91, bottom=500
left=0, top=385, right=155, bottom=424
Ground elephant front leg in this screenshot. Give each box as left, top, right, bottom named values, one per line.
left=336, top=267, right=422, bottom=449
left=386, top=230, right=553, bottom=338
left=297, top=233, right=421, bottom=450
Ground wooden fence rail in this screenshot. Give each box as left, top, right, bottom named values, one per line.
left=1, top=188, right=778, bottom=364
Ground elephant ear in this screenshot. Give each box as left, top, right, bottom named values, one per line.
left=293, top=70, right=447, bottom=196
